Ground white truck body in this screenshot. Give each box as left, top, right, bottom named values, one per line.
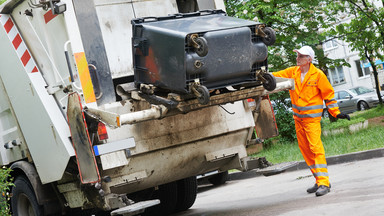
left=0, top=0, right=293, bottom=215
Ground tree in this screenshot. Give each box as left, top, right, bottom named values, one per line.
left=329, top=0, right=383, bottom=105
left=224, top=0, right=349, bottom=73
left=224, top=0, right=345, bottom=141
left=224, top=1, right=351, bottom=140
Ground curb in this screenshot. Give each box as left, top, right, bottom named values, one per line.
left=229, top=148, right=384, bottom=181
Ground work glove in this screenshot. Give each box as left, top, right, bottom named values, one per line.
left=337, top=113, right=350, bottom=121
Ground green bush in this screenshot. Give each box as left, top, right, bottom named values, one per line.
left=0, top=167, right=13, bottom=216
left=270, top=91, right=296, bottom=143
left=274, top=104, right=296, bottom=142
left=0, top=0, right=6, bottom=5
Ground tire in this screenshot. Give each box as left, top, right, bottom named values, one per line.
left=358, top=101, right=369, bottom=111
left=262, top=73, right=277, bottom=91
left=196, top=85, right=210, bottom=105
left=143, top=182, right=178, bottom=216
left=175, top=177, right=197, bottom=212
left=322, top=109, right=329, bottom=118
left=208, top=171, right=229, bottom=186
left=261, top=27, right=276, bottom=46
left=11, top=176, right=43, bottom=216
left=195, top=37, right=208, bottom=57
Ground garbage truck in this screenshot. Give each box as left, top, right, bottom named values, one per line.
left=0, top=0, right=294, bottom=215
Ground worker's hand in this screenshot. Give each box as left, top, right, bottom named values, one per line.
left=337, top=113, right=350, bottom=121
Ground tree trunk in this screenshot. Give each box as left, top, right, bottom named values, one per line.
left=371, top=65, right=383, bottom=105
left=365, top=52, right=383, bottom=105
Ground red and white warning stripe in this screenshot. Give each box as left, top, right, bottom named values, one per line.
left=0, top=14, right=39, bottom=73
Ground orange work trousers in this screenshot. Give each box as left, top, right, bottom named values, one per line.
left=295, top=119, right=330, bottom=187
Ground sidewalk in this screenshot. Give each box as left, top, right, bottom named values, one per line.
left=229, top=147, right=384, bottom=181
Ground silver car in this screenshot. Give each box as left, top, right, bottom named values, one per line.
left=334, top=86, right=384, bottom=114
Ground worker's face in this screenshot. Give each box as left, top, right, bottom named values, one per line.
left=296, top=54, right=311, bottom=67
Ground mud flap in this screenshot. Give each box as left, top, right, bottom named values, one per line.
left=67, top=92, right=100, bottom=184
left=254, top=95, right=278, bottom=139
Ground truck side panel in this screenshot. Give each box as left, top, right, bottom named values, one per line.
left=0, top=77, right=27, bottom=165
left=96, top=101, right=253, bottom=193
left=103, top=129, right=249, bottom=194
left=104, top=101, right=253, bottom=146
left=0, top=14, right=74, bottom=183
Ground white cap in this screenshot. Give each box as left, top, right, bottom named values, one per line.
left=293, top=46, right=315, bottom=61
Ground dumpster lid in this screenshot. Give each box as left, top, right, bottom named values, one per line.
left=132, top=9, right=259, bottom=35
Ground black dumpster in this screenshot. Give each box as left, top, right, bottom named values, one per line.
left=132, top=10, right=275, bottom=104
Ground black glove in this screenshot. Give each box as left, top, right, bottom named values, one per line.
left=337, top=113, right=350, bottom=121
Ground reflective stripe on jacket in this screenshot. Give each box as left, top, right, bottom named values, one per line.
left=273, top=64, right=341, bottom=121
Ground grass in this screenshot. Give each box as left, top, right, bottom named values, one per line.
left=323, top=126, right=384, bottom=156
left=254, top=125, right=384, bottom=164
left=321, top=104, right=384, bottom=131
left=253, top=105, right=384, bottom=164
left=321, top=117, right=366, bottom=131
left=351, top=104, right=384, bottom=119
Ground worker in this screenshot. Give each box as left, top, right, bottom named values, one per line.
left=273, top=45, right=350, bottom=196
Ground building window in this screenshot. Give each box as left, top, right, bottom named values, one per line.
left=323, top=39, right=338, bottom=50
left=328, top=66, right=345, bottom=85
left=355, top=59, right=371, bottom=77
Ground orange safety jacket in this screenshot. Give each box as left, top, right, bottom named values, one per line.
left=273, top=63, right=340, bottom=122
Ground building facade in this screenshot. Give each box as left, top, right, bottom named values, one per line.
left=323, top=0, right=384, bottom=91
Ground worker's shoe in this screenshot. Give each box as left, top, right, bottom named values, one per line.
left=306, top=184, right=318, bottom=193
left=307, top=183, right=331, bottom=193
left=315, top=185, right=330, bottom=196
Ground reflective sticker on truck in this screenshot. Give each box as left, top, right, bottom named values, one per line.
left=0, top=14, right=39, bottom=74
left=44, top=9, right=58, bottom=24
left=74, top=52, right=96, bottom=104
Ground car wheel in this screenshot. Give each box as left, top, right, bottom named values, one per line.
left=358, top=101, right=369, bottom=111
left=322, top=109, right=329, bottom=118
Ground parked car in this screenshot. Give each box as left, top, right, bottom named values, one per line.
left=325, top=86, right=384, bottom=115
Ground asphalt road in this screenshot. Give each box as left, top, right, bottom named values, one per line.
left=173, top=157, right=384, bottom=216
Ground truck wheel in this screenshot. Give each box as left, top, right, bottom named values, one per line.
left=175, top=177, right=197, bottom=212
left=262, top=73, right=276, bottom=91
left=208, top=171, right=229, bottom=186
left=144, top=182, right=178, bottom=216
left=262, top=27, right=276, bottom=46
left=11, top=176, right=43, bottom=216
